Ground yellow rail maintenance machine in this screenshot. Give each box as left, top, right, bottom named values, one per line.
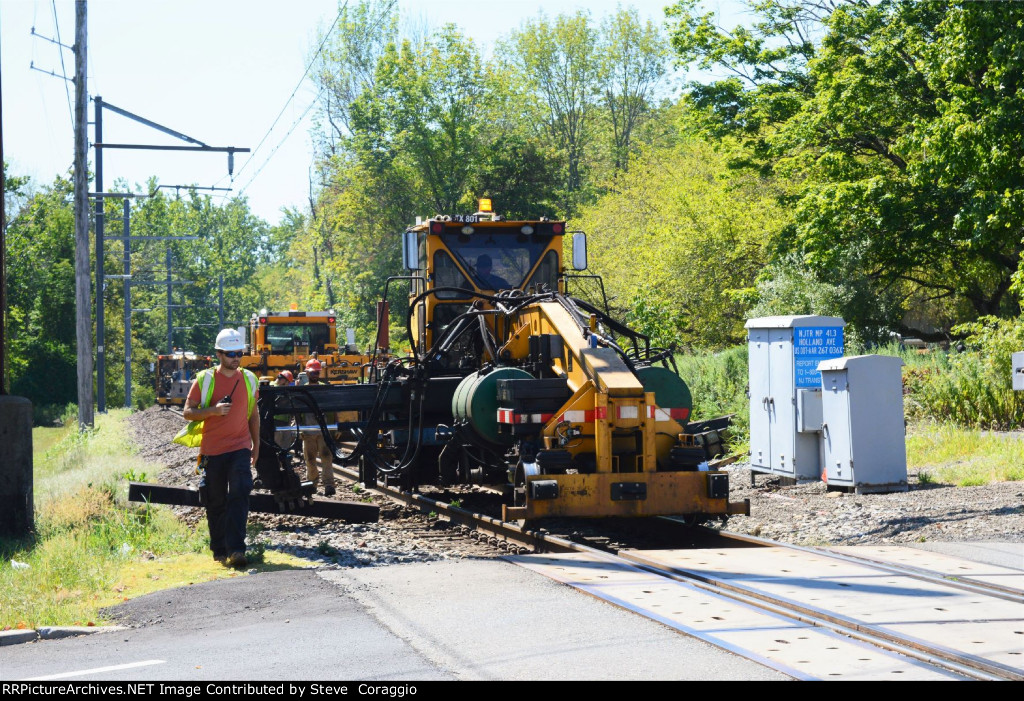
left=254, top=200, right=749, bottom=523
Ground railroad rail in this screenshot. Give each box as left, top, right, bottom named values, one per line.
left=332, top=465, right=1024, bottom=681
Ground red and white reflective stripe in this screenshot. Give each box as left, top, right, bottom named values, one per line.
left=498, top=405, right=689, bottom=425
left=497, top=409, right=555, bottom=425
left=557, top=407, right=606, bottom=423
left=646, top=406, right=690, bottom=421
left=561, top=410, right=589, bottom=423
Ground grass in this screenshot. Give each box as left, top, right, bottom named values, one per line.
left=906, top=422, right=1024, bottom=486
left=32, top=425, right=67, bottom=454
left=0, top=409, right=309, bottom=630
left=32, top=411, right=148, bottom=499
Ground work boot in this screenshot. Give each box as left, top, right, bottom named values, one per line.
left=225, top=551, right=248, bottom=569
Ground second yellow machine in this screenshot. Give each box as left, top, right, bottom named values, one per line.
left=241, top=306, right=372, bottom=384
left=255, top=202, right=748, bottom=523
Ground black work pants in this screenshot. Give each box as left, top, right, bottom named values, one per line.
left=201, top=448, right=253, bottom=557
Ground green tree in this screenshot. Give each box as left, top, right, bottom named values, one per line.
left=575, top=137, right=785, bottom=349
left=5, top=176, right=79, bottom=416
left=3, top=160, right=31, bottom=226
left=312, top=0, right=399, bottom=155
left=350, top=28, right=487, bottom=214
left=598, top=7, right=669, bottom=171
left=115, top=187, right=273, bottom=385
left=469, top=133, right=562, bottom=220
left=667, top=0, right=1024, bottom=338
left=666, top=0, right=817, bottom=158
left=504, top=11, right=601, bottom=204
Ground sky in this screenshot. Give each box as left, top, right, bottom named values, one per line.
left=1, top=0, right=741, bottom=225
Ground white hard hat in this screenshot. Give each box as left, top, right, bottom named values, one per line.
left=214, top=328, right=245, bottom=352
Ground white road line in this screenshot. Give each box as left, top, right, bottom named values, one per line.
left=23, top=659, right=166, bottom=680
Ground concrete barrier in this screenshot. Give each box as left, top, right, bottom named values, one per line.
left=0, top=395, right=33, bottom=538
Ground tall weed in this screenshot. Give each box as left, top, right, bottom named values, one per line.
left=675, top=345, right=750, bottom=455
left=34, top=409, right=148, bottom=500
left=901, top=317, right=1024, bottom=429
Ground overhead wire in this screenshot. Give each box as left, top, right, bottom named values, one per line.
left=228, top=0, right=398, bottom=198
left=50, top=0, right=73, bottom=126
left=236, top=87, right=325, bottom=196
left=228, top=1, right=349, bottom=188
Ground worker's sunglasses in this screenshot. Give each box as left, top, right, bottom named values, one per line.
left=218, top=350, right=244, bottom=358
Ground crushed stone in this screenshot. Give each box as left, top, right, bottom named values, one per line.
left=126, top=406, right=1024, bottom=561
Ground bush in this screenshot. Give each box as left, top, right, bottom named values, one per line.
left=32, top=402, right=78, bottom=427
left=675, top=345, right=750, bottom=456
left=745, top=253, right=901, bottom=348
left=902, top=316, right=1024, bottom=429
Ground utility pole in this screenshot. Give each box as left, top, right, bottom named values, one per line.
left=73, top=0, right=94, bottom=429
left=1, top=10, right=7, bottom=395
left=122, top=200, right=131, bottom=407
left=94, top=96, right=105, bottom=412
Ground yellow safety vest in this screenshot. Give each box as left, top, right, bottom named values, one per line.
left=172, top=368, right=258, bottom=448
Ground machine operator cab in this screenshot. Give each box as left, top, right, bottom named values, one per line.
left=401, top=199, right=588, bottom=362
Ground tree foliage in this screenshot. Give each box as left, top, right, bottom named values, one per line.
left=503, top=11, right=601, bottom=201
left=4, top=173, right=274, bottom=416
left=598, top=7, right=670, bottom=171
left=5, top=176, right=78, bottom=410
left=574, top=137, right=785, bottom=349
left=351, top=28, right=488, bottom=215
left=313, top=0, right=399, bottom=154
left=667, top=0, right=1024, bottom=337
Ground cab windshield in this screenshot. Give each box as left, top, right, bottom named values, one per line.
left=266, top=323, right=331, bottom=354
left=441, top=230, right=552, bottom=290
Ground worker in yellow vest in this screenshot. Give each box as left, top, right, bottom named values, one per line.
left=182, top=328, right=259, bottom=568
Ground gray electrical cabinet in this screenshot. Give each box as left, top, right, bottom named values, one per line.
left=746, top=315, right=845, bottom=480
left=818, top=355, right=908, bottom=493
left=1013, top=352, right=1024, bottom=390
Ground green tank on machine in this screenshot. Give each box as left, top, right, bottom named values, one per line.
left=635, top=366, right=693, bottom=420
left=453, top=367, right=533, bottom=445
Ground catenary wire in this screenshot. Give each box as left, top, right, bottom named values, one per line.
left=50, top=0, right=73, bottom=127
left=229, top=1, right=349, bottom=184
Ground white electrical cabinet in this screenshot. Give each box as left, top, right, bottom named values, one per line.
left=746, top=315, right=845, bottom=480
left=818, top=355, right=908, bottom=493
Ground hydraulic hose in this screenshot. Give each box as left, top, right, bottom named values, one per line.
left=405, top=287, right=556, bottom=359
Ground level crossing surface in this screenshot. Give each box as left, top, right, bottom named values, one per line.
left=2, top=543, right=1018, bottom=682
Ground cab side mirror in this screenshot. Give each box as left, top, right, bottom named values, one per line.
left=402, top=231, right=418, bottom=270
left=572, top=232, right=588, bottom=271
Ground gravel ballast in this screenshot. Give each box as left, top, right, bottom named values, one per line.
left=126, top=405, right=1024, bottom=562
